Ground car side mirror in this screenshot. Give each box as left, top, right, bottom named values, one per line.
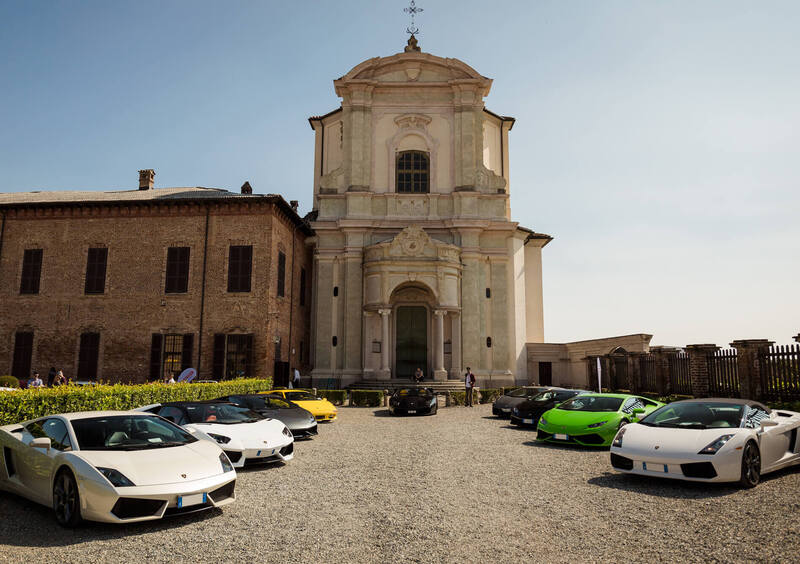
left=760, top=420, right=778, bottom=429
left=632, top=408, right=645, bottom=414
left=31, top=437, right=51, bottom=450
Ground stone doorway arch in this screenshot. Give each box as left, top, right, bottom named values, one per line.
left=391, top=284, right=435, bottom=380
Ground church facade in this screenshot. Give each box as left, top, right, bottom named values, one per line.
left=307, top=39, right=551, bottom=387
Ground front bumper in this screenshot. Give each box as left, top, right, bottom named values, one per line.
left=223, top=436, right=295, bottom=468
left=492, top=404, right=514, bottom=417
left=609, top=446, right=742, bottom=483
left=536, top=425, right=616, bottom=447
left=290, top=422, right=318, bottom=438
left=78, top=472, right=236, bottom=524
left=389, top=402, right=436, bottom=415
left=314, top=412, right=337, bottom=422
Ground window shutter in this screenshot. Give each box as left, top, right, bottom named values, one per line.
left=212, top=334, right=226, bottom=380
left=149, top=334, right=163, bottom=381
left=245, top=334, right=254, bottom=378
left=181, top=333, right=194, bottom=371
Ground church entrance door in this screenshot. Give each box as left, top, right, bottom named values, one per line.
left=395, top=306, right=427, bottom=380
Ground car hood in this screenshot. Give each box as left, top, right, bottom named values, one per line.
left=619, top=423, right=748, bottom=456
left=188, top=418, right=287, bottom=442
left=541, top=408, right=620, bottom=428
left=293, top=399, right=336, bottom=413
left=494, top=396, right=531, bottom=409
left=255, top=408, right=315, bottom=426
left=77, top=439, right=224, bottom=486
left=515, top=399, right=557, bottom=411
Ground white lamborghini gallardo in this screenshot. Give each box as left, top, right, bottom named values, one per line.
left=0, top=411, right=236, bottom=526
left=610, top=398, right=800, bottom=487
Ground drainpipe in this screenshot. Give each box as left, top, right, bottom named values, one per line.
left=287, top=216, right=298, bottom=375
left=196, top=207, right=211, bottom=374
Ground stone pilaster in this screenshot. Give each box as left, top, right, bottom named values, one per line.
left=649, top=346, right=680, bottom=396
left=730, top=339, right=774, bottom=400
left=685, top=344, right=720, bottom=398
left=433, top=310, right=447, bottom=381
left=378, top=308, right=391, bottom=380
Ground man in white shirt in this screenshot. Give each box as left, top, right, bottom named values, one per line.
left=29, top=371, right=44, bottom=388
left=292, top=368, right=301, bottom=389
left=464, top=367, right=476, bottom=407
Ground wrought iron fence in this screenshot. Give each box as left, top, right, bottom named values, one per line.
left=668, top=352, right=692, bottom=395
left=610, top=356, right=628, bottom=390
left=759, top=344, right=800, bottom=402
left=707, top=348, right=739, bottom=397
left=638, top=354, right=658, bottom=393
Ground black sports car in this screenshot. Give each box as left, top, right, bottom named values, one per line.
left=509, top=388, right=591, bottom=427
left=492, top=386, right=552, bottom=417
left=388, top=388, right=438, bottom=416
left=215, top=394, right=318, bottom=438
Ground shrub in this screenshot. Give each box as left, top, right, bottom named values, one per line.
left=449, top=391, right=466, bottom=406
left=478, top=388, right=503, bottom=404
left=0, top=378, right=272, bottom=426
left=349, top=389, right=383, bottom=407
left=317, top=389, right=347, bottom=405
left=0, top=375, right=20, bottom=388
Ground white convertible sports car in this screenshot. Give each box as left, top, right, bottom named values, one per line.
left=0, top=411, right=236, bottom=526
left=138, top=401, right=294, bottom=468
left=610, top=398, right=800, bottom=487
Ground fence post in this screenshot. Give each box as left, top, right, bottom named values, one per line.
left=793, top=334, right=800, bottom=344
left=685, top=344, right=719, bottom=398
left=730, top=339, right=774, bottom=401
left=650, top=346, right=678, bottom=396
left=627, top=352, right=643, bottom=393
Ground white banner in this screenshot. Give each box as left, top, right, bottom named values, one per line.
left=596, top=357, right=602, bottom=392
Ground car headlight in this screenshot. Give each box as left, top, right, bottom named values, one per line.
left=207, top=433, right=231, bottom=444
left=219, top=452, right=234, bottom=473
left=612, top=426, right=627, bottom=448
left=587, top=421, right=607, bottom=428
left=698, top=434, right=735, bottom=455
left=539, top=417, right=548, bottom=426
left=282, top=426, right=293, bottom=438
left=97, top=467, right=136, bottom=487
left=513, top=407, right=519, bottom=414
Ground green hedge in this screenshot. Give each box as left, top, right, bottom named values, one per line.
left=317, top=389, right=347, bottom=405
left=449, top=391, right=466, bottom=405
left=349, top=389, right=383, bottom=407
left=0, top=375, right=20, bottom=388
left=478, top=388, right=504, bottom=404
left=0, top=378, right=273, bottom=426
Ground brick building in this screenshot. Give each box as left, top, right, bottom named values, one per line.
left=0, top=171, right=312, bottom=384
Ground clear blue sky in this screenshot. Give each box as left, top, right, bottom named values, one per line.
left=1, top=1, right=798, bottom=348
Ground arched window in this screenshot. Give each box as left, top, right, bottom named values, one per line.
left=396, top=151, right=429, bottom=193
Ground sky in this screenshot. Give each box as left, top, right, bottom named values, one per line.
left=1, top=1, right=798, bottom=348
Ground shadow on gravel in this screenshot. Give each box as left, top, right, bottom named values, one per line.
left=522, top=440, right=608, bottom=452
left=587, top=472, right=739, bottom=499
left=0, top=491, right=223, bottom=547
left=373, top=409, right=393, bottom=417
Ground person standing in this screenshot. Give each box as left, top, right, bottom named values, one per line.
left=291, top=367, right=301, bottom=389
left=464, top=367, right=476, bottom=407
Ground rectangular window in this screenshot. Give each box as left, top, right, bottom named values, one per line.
left=77, top=333, right=100, bottom=381
left=162, top=334, right=184, bottom=379
left=299, top=267, right=306, bottom=306
left=165, top=247, right=190, bottom=293
left=150, top=333, right=194, bottom=381
left=212, top=334, right=254, bottom=380
left=12, top=331, right=34, bottom=381
left=227, top=245, right=252, bottom=293
left=20, top=249, right=43, bottom=295
left=84, top=247, right=108, bottom=294
left=277, top=251, right=286, bottom=297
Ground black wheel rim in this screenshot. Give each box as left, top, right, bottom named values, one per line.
left=744, top=444, right=760, bottom=485
left=54, top=473, right=77, bottom=524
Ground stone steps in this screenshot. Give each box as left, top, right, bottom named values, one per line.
left=345, top=380, right=467, bottom=393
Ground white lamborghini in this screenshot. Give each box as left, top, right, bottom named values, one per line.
left=138, top=401, right=294, bottom=468
left=0, top=411, right=237, bottom=526
left=610, top=398, right=800, bottom=487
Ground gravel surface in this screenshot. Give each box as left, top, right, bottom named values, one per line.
left=1, top=404, right=799, bottom=563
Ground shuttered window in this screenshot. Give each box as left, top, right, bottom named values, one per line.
left=165, top=247, right=190, bottom=294
left=227, top=245, right=252, bottom=293
left=150, top=333, right=194, bottom=381
left=20, top=249, right=43, bottom=295
left=277, top=251, right=286, bottom=297
left=84, top=248, right=108, bottom=294
left=212, top=334, right=254, bottom=380
left=299, top=268, right=306, bottom=306
left=77, top=333, right=100, bottom=381
left=12, top=331, right=34, bottom=381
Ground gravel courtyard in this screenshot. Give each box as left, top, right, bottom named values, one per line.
left=1, top=404, right=798, bottom=563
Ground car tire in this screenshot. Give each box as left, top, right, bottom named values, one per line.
left=739, top=441, right=761, bottom=488
left=53, top=468, right=82, bottom=528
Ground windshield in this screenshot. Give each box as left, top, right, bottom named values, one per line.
left=72, top=415, right=197, bottom=451
left=506, top=387, right=541, bottom=398
left=182, top=403, right=262, bottom=424
left=226, top=395, right=285, bottom=410
left=396, top=389, right=432, bottom=397
left=530, top=390, right=560, bottom=402
left=557, top=396, right=623, bottom=412
left=641, top=402, right=745, bottom=429
left=284, top=391, right=319, bottom=401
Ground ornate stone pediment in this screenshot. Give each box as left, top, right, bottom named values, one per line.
left=394, top=113, right=432, bottom=130
left=364, top=225, right=461, bottom=264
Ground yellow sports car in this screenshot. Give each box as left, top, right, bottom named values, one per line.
left=261, top=389, right=337, bottom=422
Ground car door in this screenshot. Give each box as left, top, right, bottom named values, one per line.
left=18, top=419, right=71, bottom=503
left=748, top=407, right=788, bottom=469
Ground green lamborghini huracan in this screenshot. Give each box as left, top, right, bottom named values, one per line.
left=537, top=393, right=664, bottom=447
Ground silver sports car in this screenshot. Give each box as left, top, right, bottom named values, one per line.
left=0, top=411, right=237, bottom=526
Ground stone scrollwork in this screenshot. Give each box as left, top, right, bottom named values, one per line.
left=320, top=166, right=344, bottom=190
left=474, top=164, right=507, bottom=191
left=389, top=225, right=430, bottom=257
left=396, top=196, right=428, bottom=216
left=394, top=113, right=432, bottom=130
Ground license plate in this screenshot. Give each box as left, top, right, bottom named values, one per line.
left=642, top=462, right=669, bottom=473
left=408, top=410, right=416, bottom=414
left=502, top=408, right=511, bottom=412
left=554, top=433, right=568, bottom=440
left=177, top=493, right=207, bottom=508
left=522, top=418, right=534, bottom=425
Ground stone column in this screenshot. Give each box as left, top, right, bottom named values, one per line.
left=433, top=310, right=447, bottom=381
left=793, top=334, right=800, bottom=344
left=685, top=344, right=720, bottom=398
left=730, top=339, right=774, bottom=401
left=378, top=308, right=391, bottom=380
left=450, top=312, right=462, bottom=380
